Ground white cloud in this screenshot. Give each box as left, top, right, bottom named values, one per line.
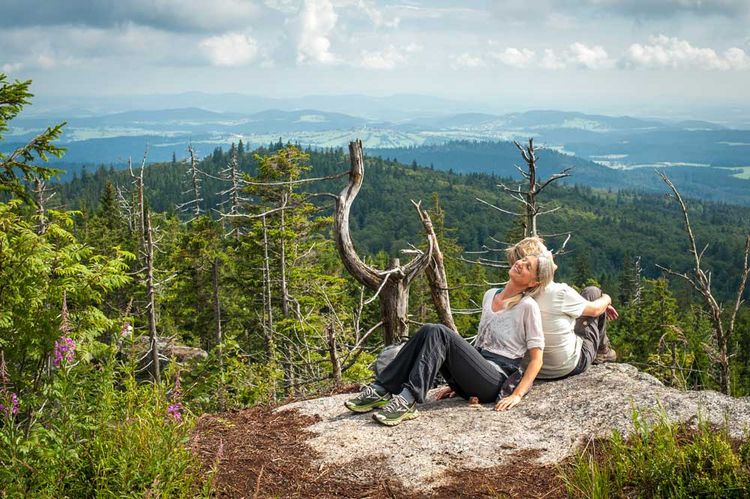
left=494, top=47, right=535, bottom=68
left=622, top=35, right=750, bottom=70
left=360, top=43, right=420, bottom=70
left=200, top=33, right=258, bottom=67
left=540, top=49, right=567, bottom=70
left=568, top=42, right=609, bottom=69
left=357, top=0, right=400, bottom=28
left=1, top=62, right=23, bottom=73
left=297, top=0, right=339, bottom=64
left=538, top=43, right=610, bottom=69
left=452, top=52, right=486, bottom=69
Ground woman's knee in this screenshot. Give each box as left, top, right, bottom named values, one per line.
left=415, top=323, right=452, bottom=339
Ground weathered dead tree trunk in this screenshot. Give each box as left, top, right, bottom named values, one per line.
left=411, top=200, right=457, bottom=332
left=145, top=211, right=161, bottom=383
left=657, top=172, right=750, bottom=395
left=326, top=323, right=342, bottom=384
left=261, top=214, right=274, bottom=354
left=216, top=144, right=248, bottom=240
left=212, top=256, right=222, bottom=353
left=32, top=178, right=54, bottom=235
left=176, top=144, right=203, bottom=218
left=279, top=192, right=291, bottom=319
left=128, top=152, right=148, bottom=254
left=334, top=140, right=433, bottom=345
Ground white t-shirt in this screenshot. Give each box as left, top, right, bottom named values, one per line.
left=533, top=282, right=587, bottom=379
left=475, top=289, right=545, bottom=360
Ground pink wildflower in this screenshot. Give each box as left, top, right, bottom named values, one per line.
left=53, top=336, right=76, bottom=368
left=167, top=403, right=182, bottom=421
left=120, top=322, right=132, bottom=338
left=9, top=392, right=18, bottom=415
left=0, top=392, right=19, bottom=416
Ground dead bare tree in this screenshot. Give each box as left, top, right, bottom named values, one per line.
left=144, top=211, right=161, bottom=382
left=476, top=138, right=571, bottom=238
left=128, top=151, right=148, bottom=253
left=334, top=140, right=434, bottom=344
left=410, top=200, right=457, bottom=332
left=260, top=213, right=274, bottom=355
left=32, top=178, right=54, bottom=235
left=212, top=256, right=222, bottom=357
left=217, top=144, right=246, bottom=241
left=175, top=144, right=204, bottom=220
left=656, top=172, right=750, bottom=395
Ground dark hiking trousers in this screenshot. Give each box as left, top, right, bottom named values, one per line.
left=376, top=323, right=519, bottom=404
left=569, top=286, right=609, bottom=376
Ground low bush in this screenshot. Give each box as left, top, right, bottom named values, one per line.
left=562, top=409, right=750, bottom=498
left=0, top=349, right=208, bottom=498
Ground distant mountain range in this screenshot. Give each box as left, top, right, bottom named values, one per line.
left=5, top=106, right=750, bottom=204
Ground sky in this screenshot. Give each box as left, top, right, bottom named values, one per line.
left=1, top=0, right=749, bottom=120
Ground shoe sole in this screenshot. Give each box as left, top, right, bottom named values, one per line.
left=344, top=399, right=389, bottom=413
left=372, top=409, right=419, bottom=426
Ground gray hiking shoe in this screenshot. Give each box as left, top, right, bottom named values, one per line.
left=372, top=394, right=418, bottom=426
left=345, top=385, right=391, bottom=413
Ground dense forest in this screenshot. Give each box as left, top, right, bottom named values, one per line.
left=370, top=141, right=750, bottom=206
left=2, top=74, right=750, bottom=495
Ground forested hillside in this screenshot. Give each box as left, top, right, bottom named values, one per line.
left=56, top=141, right=750, bottom=301
left=370, top=141, right=750, bottom=206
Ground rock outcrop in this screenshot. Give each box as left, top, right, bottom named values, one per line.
left=280, top=363, right=750, bottom=492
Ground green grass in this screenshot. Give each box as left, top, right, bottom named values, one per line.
left=561, top=410, right=750, bottom=498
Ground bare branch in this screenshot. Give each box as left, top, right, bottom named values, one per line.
left=475, top=197, right=521, bottom=216
left=241, top=170, right=350, bottom=186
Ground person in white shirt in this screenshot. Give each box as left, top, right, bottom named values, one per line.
left=345, top=253, right=554, bottom=426
left=507, top=237, right=618, bottom=379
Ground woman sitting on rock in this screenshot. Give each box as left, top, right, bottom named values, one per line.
left=344, top=253, right=554, bottom=426
left=507, top=237, right=618, bottom=380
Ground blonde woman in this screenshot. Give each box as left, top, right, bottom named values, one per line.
left=507, top=237, right=618, bottom=380
left=345, top=254, right=554, bottom=426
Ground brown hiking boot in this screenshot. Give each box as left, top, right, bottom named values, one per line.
left=595, top=336, right=617, bottom=364
left=595, top=347, right=617, bottom=364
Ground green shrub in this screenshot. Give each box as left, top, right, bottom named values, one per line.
left=0, top=351, right=208, bottom=497
left=562, top=410, right=750, bottom=498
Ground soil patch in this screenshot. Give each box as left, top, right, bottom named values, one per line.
left=432, top=449, right=566, bottom=498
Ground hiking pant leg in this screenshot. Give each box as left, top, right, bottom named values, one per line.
left=376, top=323, right=502, bottom=403
left=570, top=286, right=608, bottom=375
left=439, top=340, right=505, bottom=404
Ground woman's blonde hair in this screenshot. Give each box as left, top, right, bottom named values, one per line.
left=506, top=236, right=549, bottom=266
left=505, top=253, right=555, bottom=309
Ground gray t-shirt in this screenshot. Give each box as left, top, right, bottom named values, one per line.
left=475, top=289, right=545, bottom=360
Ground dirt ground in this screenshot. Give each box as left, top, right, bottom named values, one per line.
left=190, top=391, right=567, bottom=498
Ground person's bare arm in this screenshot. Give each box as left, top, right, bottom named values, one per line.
left=495, top=347, right=542, bottom=411
left=581, top=293, right=612, bottom=317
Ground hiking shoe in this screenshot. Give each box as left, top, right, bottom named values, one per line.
left=372, top=395, right=418, bottom=426
left=344, top=385, right=391, bottom=413
left=595, top=348, right=617, bottom=364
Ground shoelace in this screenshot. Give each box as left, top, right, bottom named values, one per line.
left=381, top=394, right=408, bottom=413
left=356, top=385, right=379, bottom=400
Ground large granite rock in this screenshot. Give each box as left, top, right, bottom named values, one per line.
left=279, top=363, right=750, bottom=491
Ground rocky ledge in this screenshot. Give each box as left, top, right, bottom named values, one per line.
left=280, top=363, right=750, bottom=492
